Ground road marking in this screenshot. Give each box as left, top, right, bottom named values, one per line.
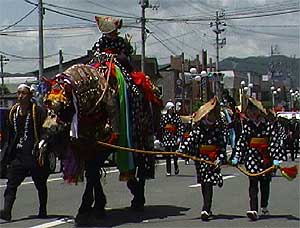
left=188, top=175, right=236, bottom=188
left=0, top=177, right=63, bottom=188
left=29, top=218, right=73, bottom=228
left=0, top=170, right=118, bottom=188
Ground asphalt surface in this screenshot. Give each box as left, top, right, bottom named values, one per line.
left=0, top=156, right=299, bottom=228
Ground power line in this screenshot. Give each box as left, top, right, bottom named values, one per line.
left=0, top=6, right=37, bottom=32
left=0, top=50, right=58, bottom=60
left=25, top=0, right=138, bottom=20
left=146, top=31, right=196, bottom=47
left=228, top=24, right=300, bottom=28
left=229, top=25, right=299, bottom=39
left=148, top=23, right=202, bottom=57
left=24, top=0, right=95, bottom=22
left=86, top=0, right=138, bottom=17
left=149, top=32, right=177, bottom=55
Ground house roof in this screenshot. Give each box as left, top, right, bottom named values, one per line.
left=29, top=52, right=161, bottom=80
left=30, top=53, right=92, bottom=78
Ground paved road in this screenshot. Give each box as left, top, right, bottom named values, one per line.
left=0, top=157, right=299, bottom=228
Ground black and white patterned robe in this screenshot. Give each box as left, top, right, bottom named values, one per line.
left=233, top=118, right=287, bottom=174
left=179, top=119, right=227, bottom=185
left=160, top=112, right=184, bottom=147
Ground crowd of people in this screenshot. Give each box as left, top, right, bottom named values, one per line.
left=0, top=15, right=299, bottom=225
left=0, top=81, right=299, bottom=224
left=157, top=92, right=299, bottom=221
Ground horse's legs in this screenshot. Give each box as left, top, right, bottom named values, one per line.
left=93, top=169, right=107, bottom=215
left=77, top=171, right=94, bottom=215
left=127, top=178, right=146, bottom=211
left=78, top=160, right=106, bottom=213
left=76, top=160, right=106, bottom=224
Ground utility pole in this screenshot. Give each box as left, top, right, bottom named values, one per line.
left=181, top=52, right=185, bottom=112
left=58, top=49, right=63, bottom=73
left=139, top=0, right=159, bottom=73
left=1, top=55, right=9, bottom=95
left=140, top=0, right=147, bottom=73
left=38, top=0, right=44, bottom=80
left=210, top=10, right=226, bottom=72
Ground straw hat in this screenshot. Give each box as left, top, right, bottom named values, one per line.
left=193, top=96, right=218, bottom=122
left=246, top=96, right=267, bottom=115
left=95, top=16, right=122, bottom=34
left=180, top=115, right=193, bottom=124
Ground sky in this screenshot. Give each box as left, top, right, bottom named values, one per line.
left=0, top=0, right=299, bottom=74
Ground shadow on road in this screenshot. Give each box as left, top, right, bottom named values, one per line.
left=259, top=214, right=300, bottom=221
left=212, top=214, right=245, bottom=220
left=192, top=214, right=244, bottom=222
left=76, top=205, right=190, bottom=227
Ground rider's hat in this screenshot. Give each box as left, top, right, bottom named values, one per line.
left=95, top=16, right=122, bottom=34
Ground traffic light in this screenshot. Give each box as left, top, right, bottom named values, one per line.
left=207, top=72, right=224, bottom=80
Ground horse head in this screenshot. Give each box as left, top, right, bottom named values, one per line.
left=41, top=74, right=75, bottom=135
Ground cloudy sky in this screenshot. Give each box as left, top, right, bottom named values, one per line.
left=0, top=0, right=299, bottom=73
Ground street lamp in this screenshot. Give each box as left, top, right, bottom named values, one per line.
left=193, top=69, right=207, bottom=102
left=240, top=80, right=246, bottom=88
left=272, top=90, right=277, bottom=109
left=291, top=92, right=295, bottom=110
left=289, top=89, right=294, bottom=110
left=190, top=68, right=207, bottom=113
left=270, top=86, right=276, bottom=109
left=240, top=80, right=248, bottom=111
left=248, top=83, right=253, bottom=96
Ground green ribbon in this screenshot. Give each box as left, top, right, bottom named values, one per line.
left=115, top=66, right=135, bottom=178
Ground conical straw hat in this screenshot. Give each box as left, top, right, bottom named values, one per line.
left=180, top=115, right=193, bottom=124
left=247, top=96, right=267, bottom=115
left=193, top=96, right=218, bottom=122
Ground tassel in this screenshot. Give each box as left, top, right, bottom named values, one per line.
left=280, top=165, right=298, bottom=181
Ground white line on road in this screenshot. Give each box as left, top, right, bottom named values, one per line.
left=0, top=177, right=63, bottom=188
left=0, top=169, right=121, bottom=188
left=188, top=175, right=236, bottom=188
left=29, top=218, right=73, bottom=228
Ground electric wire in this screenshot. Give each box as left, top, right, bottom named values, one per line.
left=0, top=6, right=38, bottom=32
left=86, top=0, right=138, bottom=17
left=0, top=50, right=58, bottom=60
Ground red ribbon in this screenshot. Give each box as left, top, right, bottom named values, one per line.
left=108, top=132, right=119, bottom=145
left=164, top=124, right=177, bottom=135
left=250, top=142, right=270, bottom=165
left=183, top=132, right=190, bottom=139
left=199, top=146, right=219, bottom=161
left=130, top=71, right=162, bottom=105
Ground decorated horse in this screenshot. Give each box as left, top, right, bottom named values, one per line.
left=39, top=16, right=162, bottom=225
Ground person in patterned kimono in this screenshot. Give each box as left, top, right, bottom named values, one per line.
left=231, top=96, right=287, bottom=221
left=160, top=101, right=184, bottom=176
left=178, top=96, right=227, bottom=221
